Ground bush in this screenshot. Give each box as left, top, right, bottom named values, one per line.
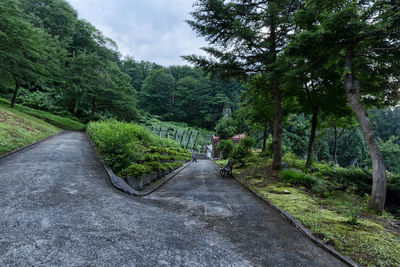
left=231, top=145, right=252, bottom=167
left=122, top=164, right=152, bottom=178
left=217, top=140, right=234, bottom=159
left=239, top=136, right=255, bottom=152
left=87, top=120, right=191, bottom=177
left=387, top=175, right=400, bottom=212
left=332, top=168, right=372, bottom=194
left=214, top=116, right=237, bottom=139
left=280, top=169, right=319, bottom=188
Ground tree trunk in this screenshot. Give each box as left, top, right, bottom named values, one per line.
left=306, top=108, right=318, bottom=168
left=272, top=84, right=283, bottom=170
left=345, top=51, right=387, bottom=212
left=270, top=12, right=282, bottom=170
left=10, top=77, right=20, bottom=109
left=73, top=99, right=79, bottom=115
left=333, top=123, right=338, bottom=163
left=262, top=121, right=268, bottom=153
left=90, top=98, right=96, bottom=121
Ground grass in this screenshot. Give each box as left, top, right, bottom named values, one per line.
left=0, top=104, right=61, bottom=155
left=218, top=157, right=400, bottom=266
left=0, top=98, right=85, bottom=131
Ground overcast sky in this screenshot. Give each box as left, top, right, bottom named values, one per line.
left=67, top=0, right=207, bottom=66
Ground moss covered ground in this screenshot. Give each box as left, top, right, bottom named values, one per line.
left=215, top=158, right=400, bottom=266
left=0, top=104, right=61, bottom=155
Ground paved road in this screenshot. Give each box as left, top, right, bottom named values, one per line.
left=0, top=131, right=346, bottom=266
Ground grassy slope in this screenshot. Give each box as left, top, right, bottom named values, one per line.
left=216, top=158, right=400, bottom=267
left=0, top=104, right=61, bottom=155
left=0, top=98, right=85, bottom=131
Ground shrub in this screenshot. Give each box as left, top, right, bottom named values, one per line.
left=231, top=145, right=252, bottom=167
left=280, top=169, right=319, bottom=188
left=217, top=140, right=234, bottom=159
left=340, top=203, right=362, bottom=225
left=387, top=175, right=400, bottom=212
left=122, top=164, right=152, bottom=178
left=332, top=168, right=372, bottom=194
left=214, top=116, right=237, bottom=139
left=87, top=120, right=191, bottom=177
left=239, top=136, right=255, bottom=152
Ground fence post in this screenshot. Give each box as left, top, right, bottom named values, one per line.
left=193, top=132, right=200, bottom=149
left=180, top=130, right=186, bottom=145
left=186, top=131, right=193, bottom=149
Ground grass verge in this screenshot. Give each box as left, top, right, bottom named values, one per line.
left=0, top=98, right=85, bottom=131
left=215, top=158, right=400, bottom=266
left=0, top=104, right=61, bottom=155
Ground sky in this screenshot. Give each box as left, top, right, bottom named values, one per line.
left=67, top=0, right=207, bottom=66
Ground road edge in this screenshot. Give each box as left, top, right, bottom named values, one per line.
left=0, top=130, right=65, bottom=160
left=211, top=160, right=360, bottom=267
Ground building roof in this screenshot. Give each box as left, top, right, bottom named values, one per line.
left=232, top=134, right=245, bottom=141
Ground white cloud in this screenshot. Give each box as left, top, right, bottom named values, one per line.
left=67, top=0, right=206, bottom=66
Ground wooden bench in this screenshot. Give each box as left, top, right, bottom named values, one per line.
left=219, top=160, right=234, bottom=177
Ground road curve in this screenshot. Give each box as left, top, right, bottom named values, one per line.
left=0, top=131, right=346, bottom=266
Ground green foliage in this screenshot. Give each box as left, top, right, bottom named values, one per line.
left=332, top=168, right=372, bottom=195
left=140, top=115, right=213, bottom=150
left=122, top=164, right=152, bottom=179
left=87, top=120, right=191, bottom=178
left=217, top=140, right=234, bottom=159
left=214, top=116, right=238, bottom=140
left=239, top=136, right=255, bottom=151
left=378, top=137, right=400, bottom=174
left=280, top=169, right=319, bottom=188
left=387, top=175, right=400, bottom=213
left=140, top=69, right=176, bottom=116
left=340, top=203, right=363, bottom=225
left=231, top=145, right=252, bottom=167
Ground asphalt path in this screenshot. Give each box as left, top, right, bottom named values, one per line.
left=0, top=131, right=346, bottom=266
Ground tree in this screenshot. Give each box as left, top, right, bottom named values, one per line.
left=140, top=69, right=176, bottom=116
left=0, top=0, right=59, bottom=108
left=185, top=0, right=300, bottom=170
left=20, top=0, right=78, bottom=41
left=240, top=74, right=274, bottom=153
left=284, top=46, right=352, bottom=168
left=214, top=116, right=238, bottom=140
left=294, top=0, right=400, bottom=212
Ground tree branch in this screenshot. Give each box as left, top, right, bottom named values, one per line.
left=355, top=46, right=400, bottom=57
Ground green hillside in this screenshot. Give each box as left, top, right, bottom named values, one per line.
left=0, top=104, right=61, bottom=155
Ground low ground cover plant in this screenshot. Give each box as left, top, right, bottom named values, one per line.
left=216, top=152, right=400, bottom=266
left=87, top=120, right=191, bottom=180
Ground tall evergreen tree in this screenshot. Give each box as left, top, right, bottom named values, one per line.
left=184, top=0, right=300, bottom=170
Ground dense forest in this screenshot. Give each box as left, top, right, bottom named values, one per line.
left=1, top=0, right=399, bottom=213
left=0, top=0, right=241, bottom=129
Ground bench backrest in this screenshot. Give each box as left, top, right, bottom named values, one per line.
left=226, top=160, right=234, bottom=169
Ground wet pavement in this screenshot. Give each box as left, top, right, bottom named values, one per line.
left=0, top=131, right=346, bottom=266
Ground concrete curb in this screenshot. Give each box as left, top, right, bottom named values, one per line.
left=102, top=161, right=192, bottom=197
left=0, top=131, right=65, bottom=160
left=87, top=134, right=192, bottom=197
left=212, top=160, right=359, bottom=267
